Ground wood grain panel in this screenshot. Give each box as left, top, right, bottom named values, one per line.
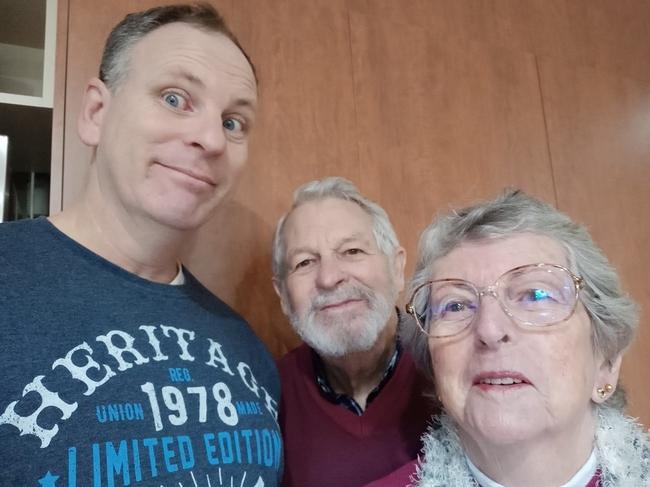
left=539, top=58, right=650, bottom=424
left=347, top=0, right=650, bottom=83
left=181, top=0, right=359, bottom=356
left=490, top=0, right=650, bottom=84
left=349, top=4, right=556, bottom=281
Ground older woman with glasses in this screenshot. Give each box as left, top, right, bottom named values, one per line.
left=365, top=190, right=649, bottom=487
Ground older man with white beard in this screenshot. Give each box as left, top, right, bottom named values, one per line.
left=271, top=177, right=435, bottom=487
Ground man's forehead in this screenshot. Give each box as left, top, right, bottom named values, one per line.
left=127, top=23, right=256, bottom=92
left=283, top=201, right=377, bottom=253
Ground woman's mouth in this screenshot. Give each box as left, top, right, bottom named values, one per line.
left=478, top=377, right=523, bottom=385
left=473, top=372, right=532, bottom=391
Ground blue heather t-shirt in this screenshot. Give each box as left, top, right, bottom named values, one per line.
left=0, top=218, right=282, bottom=486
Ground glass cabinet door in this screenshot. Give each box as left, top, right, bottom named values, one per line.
left=0, top=0, right=57, bottom=108
left=0, top=0, right=56, bottom=222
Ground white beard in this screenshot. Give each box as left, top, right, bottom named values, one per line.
left=289, top=283, right=395, bottom=358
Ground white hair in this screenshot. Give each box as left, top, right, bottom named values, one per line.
left=272, top=177, right=400, bottom=283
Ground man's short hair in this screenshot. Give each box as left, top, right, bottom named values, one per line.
left=99, top=2, right=256, bottom=91
left=272, top=177, right=401, bottom=283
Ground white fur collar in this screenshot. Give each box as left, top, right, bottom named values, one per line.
left=413, top=408, right=650, bottom=486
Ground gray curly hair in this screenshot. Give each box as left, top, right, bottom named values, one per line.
left=404, top=189, right=639, bottom=411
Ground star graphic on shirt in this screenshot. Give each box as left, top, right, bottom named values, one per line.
left=38, top=471, right=59, bottom=487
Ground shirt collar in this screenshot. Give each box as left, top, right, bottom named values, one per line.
left=465, top=449, right=598, bottom=487
left=169, top=263, right=185, bottom=285
left=312, top=307, right=402, bottom=415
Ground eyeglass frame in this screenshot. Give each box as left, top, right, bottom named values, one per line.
left=405, top=263, right=585, bottom=338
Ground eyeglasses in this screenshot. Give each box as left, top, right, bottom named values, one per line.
left=406, top=263, right=584, bottom=338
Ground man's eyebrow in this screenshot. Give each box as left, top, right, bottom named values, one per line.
left=231, top=97, right=257, bottom=111
left=286, top=235, right=371, bottom=260
left=162, top=67, right=206, bottom=88
left=286, top=246, right=315, bottom=261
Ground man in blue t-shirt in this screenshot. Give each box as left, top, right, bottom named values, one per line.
left=0, top=4, right=281, bottom=486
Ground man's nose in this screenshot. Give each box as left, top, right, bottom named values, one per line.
left=315, top=256, right=347, bottom=290
left=189, top=112, right=228, bottom=155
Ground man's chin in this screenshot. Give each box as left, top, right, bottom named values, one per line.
left=299, top=329, right=380, bottom=358
left=290, top=304, right=391, bottom=357
left=147, top=206, right=214, bottom=232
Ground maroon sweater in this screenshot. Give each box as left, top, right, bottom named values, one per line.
left=278, top=344, right=434, bottom=487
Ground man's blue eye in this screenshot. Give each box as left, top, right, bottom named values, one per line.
left=223, top=118, right=243, bottom=132
left=163, top=93, right=181, bottom=107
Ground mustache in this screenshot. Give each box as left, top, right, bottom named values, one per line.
left=310, top=285, right=375, bottom=311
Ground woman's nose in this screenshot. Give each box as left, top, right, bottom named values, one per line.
left=473, top=293, right=514, bottom=347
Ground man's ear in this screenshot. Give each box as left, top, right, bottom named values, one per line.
left=272, top=278, right=291, bottom=316
left=391, top=246, right=407, bottom=292
left=591, top=354, right=623, bottom=404
left=77, top=77, right=111, bottom=147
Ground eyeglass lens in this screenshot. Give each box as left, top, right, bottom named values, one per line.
left=412, top=265, right=578, bottom=336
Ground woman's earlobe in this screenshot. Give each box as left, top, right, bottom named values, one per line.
left=592, top=354, right=622, bottom=403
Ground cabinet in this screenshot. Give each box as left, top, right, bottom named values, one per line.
left=0, top=0, right=57, bottom=222
left=0, top=0, right=57, bottom=108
